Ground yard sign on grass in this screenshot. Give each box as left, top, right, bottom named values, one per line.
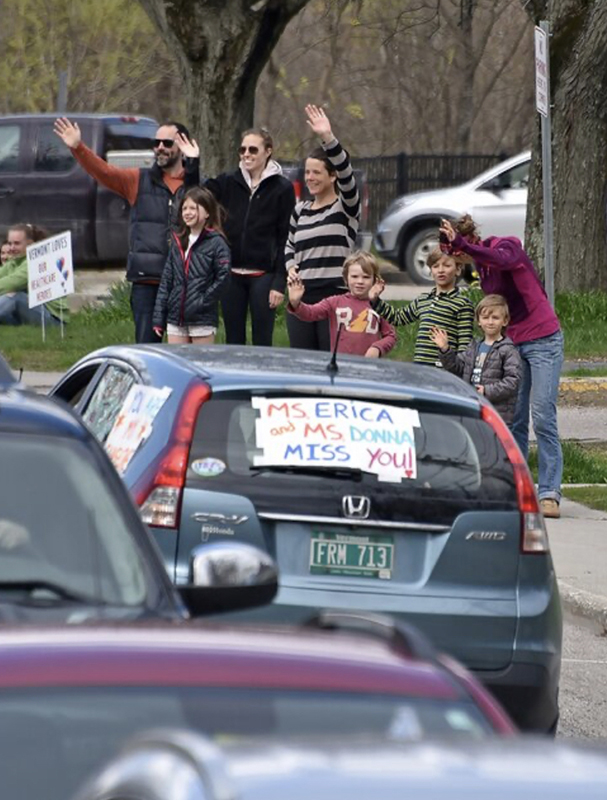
left=27, top=230, right=74, bottom=341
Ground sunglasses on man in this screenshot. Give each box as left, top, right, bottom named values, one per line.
left=154, top=138, right=176, bottom=149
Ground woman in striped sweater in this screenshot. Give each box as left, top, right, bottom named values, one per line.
left=285, top=104, right=360, bottom=350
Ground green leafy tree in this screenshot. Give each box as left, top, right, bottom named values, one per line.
left=137, top=0, right=314, bottom=175
left=0, top=0, right=181, bottom=119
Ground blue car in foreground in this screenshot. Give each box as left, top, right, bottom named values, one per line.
left=51, top=344, right=562, bottom=733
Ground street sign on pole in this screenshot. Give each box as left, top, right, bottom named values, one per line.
left=535, top=22, right=555, bottom=307
left=534, top=26, right=549, bottom=117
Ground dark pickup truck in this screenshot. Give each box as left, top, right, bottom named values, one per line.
left=0, top=113, right=158, bottom=264
left=0, top=115, right=371, bottom=266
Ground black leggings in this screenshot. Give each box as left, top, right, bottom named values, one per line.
left=221, top=271, right=277, bottom=346
left=286, top=312, right=331, bottom=351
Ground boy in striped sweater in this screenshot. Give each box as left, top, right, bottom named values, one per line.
left=369, top=249, right=473, bottom=367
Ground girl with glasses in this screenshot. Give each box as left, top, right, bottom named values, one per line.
left=205, top=127, right=295, bottom=347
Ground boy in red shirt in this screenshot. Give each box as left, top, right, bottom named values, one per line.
left=287, top=251, right=396, bottom=357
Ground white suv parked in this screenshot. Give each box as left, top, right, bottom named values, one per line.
left=374, top=151, right=530, bottom=284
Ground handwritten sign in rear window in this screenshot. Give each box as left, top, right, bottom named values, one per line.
left=252, top=398, right=420, bottom=483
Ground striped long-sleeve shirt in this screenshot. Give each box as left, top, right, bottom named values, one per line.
left=285, top=137, right=360, bottom=301
left=373, top=288, right=474, bottom=366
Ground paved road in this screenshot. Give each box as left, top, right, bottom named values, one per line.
left=533, top=405, right=607, bottom=443
left=559, top=616, right=607, bottom=740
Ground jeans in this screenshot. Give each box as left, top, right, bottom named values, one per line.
left=286, top=311, right=331, bottom=351
left=511, top=330, right=564, bottom=502
left=130, top=283, right=162, bottom=344
left=0, top=292, right=60, bottom=326
left=221, top=272, right=276, bottom=346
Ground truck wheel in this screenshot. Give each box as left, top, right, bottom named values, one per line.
left=402, top=227, right=440, bottom=285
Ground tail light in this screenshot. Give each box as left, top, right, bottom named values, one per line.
left=135, top=382, right=211, bottom=528
left=292, top=179, right=303, bottom=201
left=481, top=404, right=549, bottom=554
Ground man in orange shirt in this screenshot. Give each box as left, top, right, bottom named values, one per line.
left=54, top=117, right=200, bottom=343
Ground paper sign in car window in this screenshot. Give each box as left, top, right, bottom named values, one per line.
left=105, top=385, right=172, bottom=474
left=251, top=397, right=420, bottom=483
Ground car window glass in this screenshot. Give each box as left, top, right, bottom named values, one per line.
left=0, top=125, right=20, bottom=173
left=53, top=363, right=104, bottom=408
left=0, top=434, right=147, bottom=605
left=0, top=686, right=491, bottom=800
left=34, top=124, right=74, bottom=172
left=82, top=365, right=136, bottom=443
left=104, top=122, right=157, bottom=152
left=192, top=395, right=512, bottom=489
left=483, top=161, right=529, bottom=191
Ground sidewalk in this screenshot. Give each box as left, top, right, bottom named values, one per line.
left=547, top=499, right=607, bottom=629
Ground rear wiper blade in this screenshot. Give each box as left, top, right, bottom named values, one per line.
left=250, top=465, right=362, bottom=480
left=0, top=580, right=108, bottom=605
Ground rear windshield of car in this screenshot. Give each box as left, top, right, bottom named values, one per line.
left=188, top=392, right=517, bottom=521
left=103, top=122, right=157, bottom=151
left=0, top=433, right=147, bottom=606
left=0, top=685, right=494, bottom=800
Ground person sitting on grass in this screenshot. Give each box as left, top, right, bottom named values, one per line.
left=430, top=293, right=522, bottom=426
left=0, top=224, right=69, bottom=327
left=369, top=247, right=473, bottom=367
left=0, top=240, right=10, bottom=265
left=287, top=250, right=396, bottom=358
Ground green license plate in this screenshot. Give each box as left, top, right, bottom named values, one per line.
left=310, top=532, right=394, bottom=579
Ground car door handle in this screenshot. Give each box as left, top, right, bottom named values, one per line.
left=0, top=187, right=15, bottom=198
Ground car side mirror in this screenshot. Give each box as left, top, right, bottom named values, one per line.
left=178, top=542, right=278, bottom=617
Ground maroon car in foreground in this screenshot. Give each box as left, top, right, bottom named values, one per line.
left=0, top=614, right=514, bottom=800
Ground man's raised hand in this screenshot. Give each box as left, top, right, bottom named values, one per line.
left=53, top=118, right=81, bottom=149
left=175, top=132, right=199, bottom=159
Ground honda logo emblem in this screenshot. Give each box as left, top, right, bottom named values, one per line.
left=342, top=495, right=371, bottom=520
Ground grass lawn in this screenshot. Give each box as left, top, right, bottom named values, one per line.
left=528, top=441, right=607, bottom=486
left=0, top=286, right=605, bottom=373
left=563, top=486, right=607, bottom=512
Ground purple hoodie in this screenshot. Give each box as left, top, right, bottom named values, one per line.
left=451, top=233, right=560, bottom=345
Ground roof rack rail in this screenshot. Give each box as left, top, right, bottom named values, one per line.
left=303, top=610, right=438, bottom=662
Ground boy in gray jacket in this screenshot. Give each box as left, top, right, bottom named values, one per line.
left=430, top=294, right=522, bottom=426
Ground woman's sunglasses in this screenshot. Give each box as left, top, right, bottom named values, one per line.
left=239, top=145, right=260, bottom=155
left=154, top=138, right=175, bottom=148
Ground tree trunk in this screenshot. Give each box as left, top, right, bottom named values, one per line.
left=523, top=0, right=607, bottom=290
left=138, top=0, right=312, bottom=176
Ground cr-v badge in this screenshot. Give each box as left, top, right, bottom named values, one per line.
left=192, top=512, right=249, bottom=541
left=342, top=496, right=371, bottom=520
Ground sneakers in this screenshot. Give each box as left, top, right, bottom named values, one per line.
left=540, top=499, right=561, bottom=519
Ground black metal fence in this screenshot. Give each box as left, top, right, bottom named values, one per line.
left=353, top=153, right=507, bottom=232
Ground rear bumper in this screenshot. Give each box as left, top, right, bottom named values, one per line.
left=216, top=572, right=562, bottom=734
left=477, top=659, right=560, bottom=732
